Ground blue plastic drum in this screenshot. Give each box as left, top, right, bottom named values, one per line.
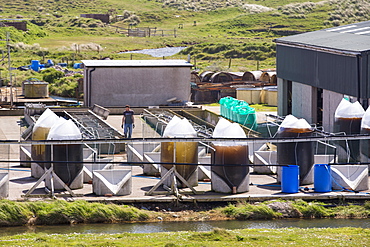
left=314, top=164, right=331, bottom=192
left=281, top=165, right=299, bottom=193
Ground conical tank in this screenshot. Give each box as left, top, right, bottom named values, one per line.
left=334, top=99, right=364, bottom=162
left=47, top=118, right=83, bottom=188
left=276, top=115, right=314, bottom=185
left=161, top=116, right=198, bottom=187
left=211, top=118, right=249, bottom=192
left=31, top=108, right=60, bottom=168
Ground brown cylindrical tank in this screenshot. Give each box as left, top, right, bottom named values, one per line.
left=31, top=126, right=52, bottom=168
left=161, top=116, right=198, bottom=188
left=161, top=141, right=198, bottom=187
left=335, top=117, right=362, bottom=162
left=277, top=127, right=315, bottom=184
left=46, top=119, right=83, bottom=189
left=334, top=99, right=364, bottom=163
left=31, top=108, right=59, bottom=169
left=46, top=144, right=83, bottom=186
left=211, top=144, right=249, bottom=189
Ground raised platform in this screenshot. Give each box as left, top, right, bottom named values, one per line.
left=1, top=111, right=370, bottom=203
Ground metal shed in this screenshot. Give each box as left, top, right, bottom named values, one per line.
left=274, top=21, right=370, bottom=131
left=82, top=60, right=193, bottom=107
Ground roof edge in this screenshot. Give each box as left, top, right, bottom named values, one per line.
left=275, top=40, right=361, bottom=57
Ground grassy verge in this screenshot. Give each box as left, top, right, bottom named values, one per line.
left=1, top=199, right=370, bottom=227
left=0, top=200, right=148, bottom=226
left=0, top=227, right=369, bottom=246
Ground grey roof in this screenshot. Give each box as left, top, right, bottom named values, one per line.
left=275, top=21, right=370, bottom=54
left=82, top=60, right=193, bottom=67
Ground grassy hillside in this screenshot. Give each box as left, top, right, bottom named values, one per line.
left=0, top=0, right=369, bottom=92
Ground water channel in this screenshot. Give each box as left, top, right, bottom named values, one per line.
left=1, top=219, right=370, bottom=237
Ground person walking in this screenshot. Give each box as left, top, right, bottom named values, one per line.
left=122, top=105, right=135, bottom=138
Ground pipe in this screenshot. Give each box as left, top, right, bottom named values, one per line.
left=87, top=67, right=96, bottom=107
left=357, top=54, right=361, bottom=102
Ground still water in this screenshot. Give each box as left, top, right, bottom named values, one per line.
left=120, top=46, right=187, bottom=57
left=1, top=219, right=370, bottom=236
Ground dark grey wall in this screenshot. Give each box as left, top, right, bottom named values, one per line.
left=276, top=45, right=360, bottom=98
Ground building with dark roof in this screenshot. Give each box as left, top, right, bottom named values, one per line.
left=274, top=21, right=370, bottom=132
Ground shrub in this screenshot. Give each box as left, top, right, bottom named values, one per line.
left=222, top=203, right=280, bottom=220
left=41, top=68, right=64, bottom=83
left=292, top=200, right=328, bottom=218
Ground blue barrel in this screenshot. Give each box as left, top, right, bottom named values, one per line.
left=281, top=165, right=299, bottom=193
left=314, top=164, right=331, bottom=192
left=31, top=60, right=40, bottom=72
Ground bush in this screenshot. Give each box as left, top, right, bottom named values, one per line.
left=49, top=76, right=77, bottom=97
left=41, top=68, right=64, bottom=83
left=292, top=200, right=328, bottom=218
left=222, top=203, right=280, bottom=220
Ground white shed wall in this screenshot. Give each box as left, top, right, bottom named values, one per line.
left=292, top=81, right=316, bottom=124
left=322, top=89, right=343, bottom=133
left=84, top=66, right=191, bottom=107
left=277, top=78, right=288, bottom=116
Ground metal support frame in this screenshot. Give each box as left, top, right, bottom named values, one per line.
left=24, top=144, right=76, bottom=198
left=145, top=166, right=201, bottom=196
left=24, top=163, right=76, bottom=198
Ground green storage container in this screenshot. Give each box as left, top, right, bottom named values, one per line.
left=237, top=107, right=257, bottom=130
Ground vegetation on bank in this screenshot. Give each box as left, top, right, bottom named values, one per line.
left=0, top=227, right=369, bottom=246
left=1, top=199, right=370, bottom=227
left=0, top=200, right=148, bottom=227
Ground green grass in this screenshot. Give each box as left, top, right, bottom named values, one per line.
left=1, top=0, right=367, bottom=72
left=1, top=0, right=370, bottom=97
left=0, top=200, right=148, bottom=226
left=250, top=104, right=277, bottom=112
left=0, top=227, right=369, bottom=246
left=1, top=199, right=370, bottom=228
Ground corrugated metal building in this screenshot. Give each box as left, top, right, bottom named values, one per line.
left=275, top=21, right=370, bottom=132
left=82, top=60, right=193, bottom=107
